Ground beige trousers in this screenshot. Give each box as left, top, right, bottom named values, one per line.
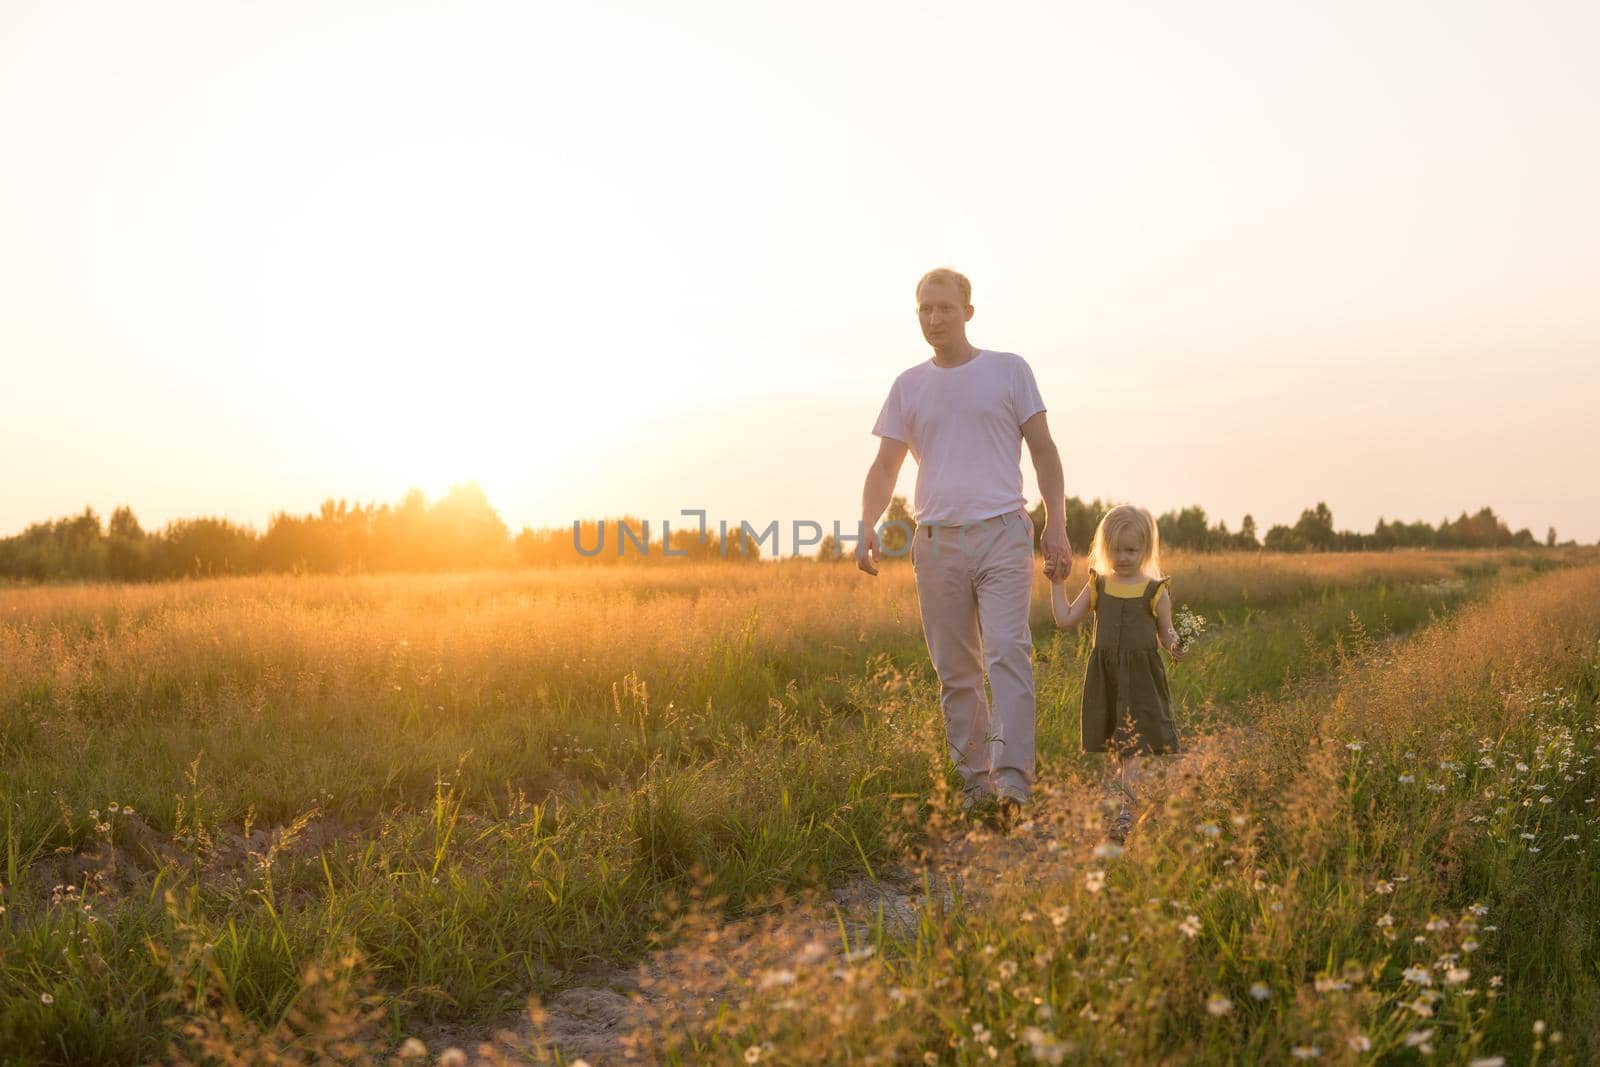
left=911, top=508, right=1036, bottom=802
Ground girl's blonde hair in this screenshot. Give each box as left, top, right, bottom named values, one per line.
left=1088, top=505, right=1164, bottom=580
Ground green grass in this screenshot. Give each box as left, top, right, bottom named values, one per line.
left=0, top=552, right=1580, bottom=1062
left=687, top=565, right=1600, bottom=1065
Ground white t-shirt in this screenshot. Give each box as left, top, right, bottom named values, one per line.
left=871, top=349, right=1047, bottom=525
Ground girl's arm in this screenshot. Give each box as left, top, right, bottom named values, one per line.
left=1155, top=587, right=1183, bottom=658
left=1051, top=579, right=1093, bottom=629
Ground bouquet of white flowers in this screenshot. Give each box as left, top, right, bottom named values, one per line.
left=1172, top=605, right=1206, bottom=657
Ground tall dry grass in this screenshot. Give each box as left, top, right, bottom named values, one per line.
left=0, top=549, right=1586, bottom=1062
left=687, top=564, right=1600, bottom=1064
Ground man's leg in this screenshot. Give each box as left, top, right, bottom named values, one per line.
left=972, top=511, right=1037, bottom=803
left=913, top=527, right=991, bottom=798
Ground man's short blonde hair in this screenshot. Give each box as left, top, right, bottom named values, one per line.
left=916, top=267, right=972, bottom=306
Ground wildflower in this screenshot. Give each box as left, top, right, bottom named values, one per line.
left=1346, top=741, right=1363, bottom=751
left=759, top=968, right=797, bottom=989
left=1446, top=968, right=1471, bottom=984
left=1376, top=913, right=1394, bottom=928
left=1405, top=1028, right=1435, bottom=1048
left=1533, top=1020, right=1546, bottom=1035
left=1249, top=982, right=1271, bottom=1000
left=1290, top=1046, right=1321, bottom=1060
left=844, top=945, right=875, bottom=963
left=1403, top=966, right=1433, bottom=986
left=40, top=993, right=54, bottom=1005
left=1348, top=1034, right=1372, bottom=1052
left=1468, top=903, right=1489, bottom=916
left=437, top=1049, right=467, bottom=1067
left=1461, top=938, right=1480, bottom=953
left=1172, top=606, right=1206, bottom=655
left=1205, top=993, right=1233, bottom=1015
left=1314, top=976, right=1350, bottom=993
left=1407, top=997, right=1435, bottom=1017
left=1468, top=1058, right=1506, bottom=1067
left=1428, top=783, right=1447, bottom=793
left=997, top=960, right=1018, bottom=980
left=1092, top=842, right=1123, bottom=859
left=1424, top=916, right=1450, bottom=931
left=744, top=1046, right=762, bottom=1064
left=1048, top=906, right=1070, bottom=929
left=1197, top=822, right=1221, bottom=838
left=1085, top=869, right=1106, bottom=893
left=1373, top=880, right=1394, bottom=894
left=1179, top=914, right=1202, bottom=939
left=397, top=1039, right=428, bottom=1059
left=1398, top=773, right=1416, bottom=784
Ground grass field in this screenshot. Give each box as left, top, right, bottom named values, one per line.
left=0, top=548, right=1594, bottom=1063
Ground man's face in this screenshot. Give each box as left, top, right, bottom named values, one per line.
left=916, top=279, right=972, bottom=348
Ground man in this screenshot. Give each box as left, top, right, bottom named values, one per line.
left=857, top=268, right=1071, bottom=824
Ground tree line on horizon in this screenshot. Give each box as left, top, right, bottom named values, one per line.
left=0, top=485, right=1571, bottom=584
left=818, top=497, right=1564, bottom=560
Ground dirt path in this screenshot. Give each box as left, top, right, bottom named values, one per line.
left=411, top=610, right=1438, bottom=1063
left=419, top=768, right=1131, bottom=1065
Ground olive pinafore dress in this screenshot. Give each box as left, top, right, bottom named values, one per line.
left=1081, top=571, right=1181, bottom=756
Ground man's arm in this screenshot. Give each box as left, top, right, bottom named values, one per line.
left=857, top=436, right=909, bottom=576
left=1021, top=411, right=1072, bottom=576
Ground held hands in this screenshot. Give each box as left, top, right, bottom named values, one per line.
left=855, top=526, right=881, bottom=576
left=1040, top=522, right=1072, bottom=583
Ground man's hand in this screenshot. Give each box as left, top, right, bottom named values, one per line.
left=856, top=525, right=881, bottom=576
left=1041, top=521, right=1072, bottom=579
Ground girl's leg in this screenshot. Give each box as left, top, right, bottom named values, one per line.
left=1119, top=753, right=1146, bottom=798
left=1108, top=751, right=1147, bottom=843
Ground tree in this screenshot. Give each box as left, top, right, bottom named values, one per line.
left=1263, top=524, right=1303, bottom=552
left=1237, top=514, right=1259, bottom=550
left=879, top=495, right=916, bottom=559
left=1292, top=502, right=1336, bottom=550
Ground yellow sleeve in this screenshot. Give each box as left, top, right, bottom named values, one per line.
left=1149, top=577, right=1171, bottom=617
left=1088, top=569, right=1099, bottom=612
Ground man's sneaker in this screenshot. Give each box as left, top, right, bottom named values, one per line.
left=1107, top=803, right=1134, bottom=844
left=960, top=793, right=1009, bottom=831
left=992, top=797, right=1023, bottom=833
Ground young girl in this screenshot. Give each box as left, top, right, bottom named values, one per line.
left=1047, top=505, right=1184, bottom=841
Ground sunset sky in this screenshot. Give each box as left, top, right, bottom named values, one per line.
left=4, top=1, right=1598, bottom=547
